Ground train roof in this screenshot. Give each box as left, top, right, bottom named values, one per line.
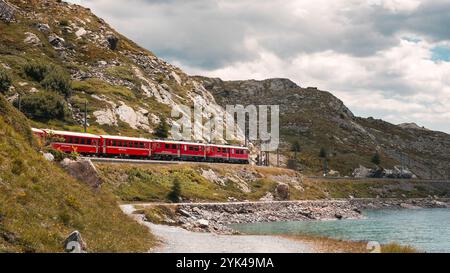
left=99, top=135, right=151, bottom=142
left=152, top=139, right=207, bottom=146
left=43, top=129, right=101, bottom=139
left=31, top=128, right=44, bottom=133
left=210, top=144, right=248, bottom=150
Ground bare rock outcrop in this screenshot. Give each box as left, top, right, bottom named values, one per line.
left=61, top=158, right=102, bottom=188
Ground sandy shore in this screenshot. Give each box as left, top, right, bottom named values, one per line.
left=120, top=204, right=316, bottom=253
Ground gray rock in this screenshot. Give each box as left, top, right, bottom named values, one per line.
left=64, top=231, right=87, bottom=253
left=36, top=23, right=50, bottom=33
left=43, top=152, right=54, bottom=162
left=106, top=33, right=119, bottom=50
left=48, top=33, right=65, bottom=48
left=197, top=219, right=209, bottom=228
left=61, top=159, right=102, bottom=188
left=276, top=183, right=290, bottom=200
left=24, top=32, right=41, bottom=46
left=0, top=0, right=16, bottom=23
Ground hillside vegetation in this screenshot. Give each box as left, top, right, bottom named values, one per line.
left=0, top=95, right=154, bottom=252
left=97, top=162, right=450, bottom=203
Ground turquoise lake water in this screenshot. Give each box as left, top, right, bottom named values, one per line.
left=230, top=208, right=450, bottom=253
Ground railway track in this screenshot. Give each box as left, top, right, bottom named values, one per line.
left=82, top=157, right=181, bottom=164
left=307, top=176, right=450, bottom=183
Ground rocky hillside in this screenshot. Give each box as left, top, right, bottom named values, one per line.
left=0, top=0, right=233, bottom=142
left=197, top=77, right=450, bottom=179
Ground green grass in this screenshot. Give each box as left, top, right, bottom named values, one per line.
left=136, top=205, right=177, bottom=225
left=381, top=243, right=419, bottom=253
left=0, top=95, right=155, bottom=252
left=97, top=162, right=450, bottom=203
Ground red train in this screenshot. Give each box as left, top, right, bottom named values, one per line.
left=32, top=128, right=249, bottom=164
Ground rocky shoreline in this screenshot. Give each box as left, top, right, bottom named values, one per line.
left=140, top=198, right=450, bottom=235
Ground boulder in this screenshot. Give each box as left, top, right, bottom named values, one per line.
left=43, top=152, right=54, bottom=162
left=64, top=231, right=87, bottom=253
left=197, top=219, right=209, bottom=228
left=35, top=23, right=50, bottom=33
left=48, top=33, right=65, bottom=48
left=75, top=27, right=87, bottom=38
left=352, top=165, right=372, bottom=178
left=0, top=0, right=15, bottom=23
left=24, top=32, right=41, bottom=46
left=61, top=159, right=102, bottom=188
left=106, top=33, right=119, bottom=50
left=276, top=183, right=289, bottom=200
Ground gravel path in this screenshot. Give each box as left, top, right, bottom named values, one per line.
left=120, top=205, right=315, bottom=253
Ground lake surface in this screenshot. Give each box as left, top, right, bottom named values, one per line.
left=230, top=208, right=450, bottom=253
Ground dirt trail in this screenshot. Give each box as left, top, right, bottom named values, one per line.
left=120, top=204, right=316, bottom=253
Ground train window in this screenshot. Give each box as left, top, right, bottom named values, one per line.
left=189, top=146, right=193, bottom=151
left=165, top=144, right=170, bottom=149
left=184, top=145, right=187, bottom=151
left=80, top=138, right=85, bottom=145
left=86, top=139, right=92, bottom=145
left=217, top=147, right=221, bottom=152
left=172, top=144, right=177, bottom=149
left=140, top=142, right=145, bottom=149
left=194, top=146, right=199, bottom=151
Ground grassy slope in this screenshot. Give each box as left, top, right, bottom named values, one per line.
left=0, top=95, right=154, bottom=252
left=97, top=163, right=450, bottom=203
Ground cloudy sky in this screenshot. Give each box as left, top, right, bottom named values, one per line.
left=69, top=0, right=450, bottom=133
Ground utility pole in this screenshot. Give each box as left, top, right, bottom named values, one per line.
left=17, top=94, right=21, bottom=112
left=277, top=148, right=280, bottom=167
left=83, top=100, right=87, bottom=133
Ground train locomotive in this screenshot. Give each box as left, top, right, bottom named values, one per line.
left=32, top=128, right=249, bottom=164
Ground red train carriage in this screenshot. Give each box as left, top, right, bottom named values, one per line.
left=44, top=129, right=100, bottom=155
left=229, top=146, right=249, bottom=164
left=151, top=140, right=206, bottom=161
left=100, top=135, right=152, bottom=158
left=206, top=144, right=249, bottom=163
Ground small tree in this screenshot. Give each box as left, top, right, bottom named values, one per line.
left=23, top=61, right=50, bottom=82
left=167, top=177, right=182, bottom=203
left=41, top=68, right=72, bottom=98
left=371, top=152, right=381, bottom=166
left=319, top=147, right=328, bottom=175
left=154, top=117, right=169, bottom=138
left=291, top=140, right=301, bottom=159
left=17, top=91, right=68, bottom=121
left=0, top=69, right=12, bottom=94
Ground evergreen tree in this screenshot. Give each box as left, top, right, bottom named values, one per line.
left=319, top=147, right=328, bottom=175
left=371, top=152, right=381, bottom=166
left=0, top=69, right=11, bottom=94
left=168, top=177, right=182, bottom=203
left=154, top=118, right=169, bottom=139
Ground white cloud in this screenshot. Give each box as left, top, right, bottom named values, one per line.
left=67, top=0, right=450, bottom=133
